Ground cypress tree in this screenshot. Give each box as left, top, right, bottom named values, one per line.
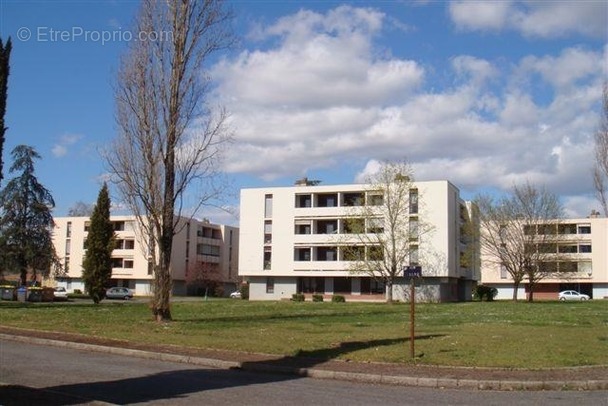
left=82, top=183, right=115, bottom=303
left=0, top=37, right=12, bottom=185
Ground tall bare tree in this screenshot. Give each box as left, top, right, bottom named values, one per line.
left=593, top=83, right=608, bottom=216
left=106, top=0, right=233, bottom=321
left=341, top=161, right=432, bottom=303
left=476, top=182, right=565, bottom=302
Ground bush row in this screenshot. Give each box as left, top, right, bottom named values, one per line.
left=291, top=294, right=346, bottom=303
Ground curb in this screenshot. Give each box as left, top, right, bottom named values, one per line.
left=1, top=333, right=607, bottom=391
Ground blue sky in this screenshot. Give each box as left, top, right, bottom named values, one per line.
left=0, top=0, right=606, bottom=225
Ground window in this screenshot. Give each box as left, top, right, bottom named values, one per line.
left=578, top=225, right=591, bottom=234
left=66, top=222, right=72, bottom=238
left=295, top=221, right=311, bottom=235
left=558, top=224, right=577, bottom=234
left=64, top=257, right=70, bottom=272
left=113, top=221, right=125, bottom=231
left=367, top=217, right=384, bottom=233
left=295, top=194, right=312, bottom=208
left=123, top=260, right=134, bottom=269
left=558, top=245, right=577, bottom=253
left=343, top=246, right=364, bottom=261
left=264, top=248, right=272, bottom=270
left=266, top=277, right=274, bottom=294
left=316, top=247, right=337, bottom=261
left=368, top=245, right=384, bottom=261
left=197, top=244, right=220, bottom=256
left=264, top=220, right=272, bottom=243
left=65, top=239, right=71, bottom=255
left=409, top=218, right=419, bottom=240
left=500, top=264, right=508, bottom=279
left=317, top=193, right=338, bottom=207
left=579, top=244, right=592, bottom=253
left=124, top=240, right=135, bottom=250
left=343, top=192, right=364, bottom=207
left=409, top=246, right=419, bottom=265
left=316, top=219, right=338, bottom=234
left=409, top=189, right=418, bottom=214
left=368, top=193, right=383, bottom=206
left=111, top=258, right=123, bottom=268
left=147, top=261, right=153, bottom=275
left=264, top=194, right=273, bottom=217
left=343, top=218, right=364, bottom=234
left=294, top=247, right=311, bottom=261
left=84, top=222, right=90, bottom=232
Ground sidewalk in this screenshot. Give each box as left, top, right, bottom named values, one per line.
left=1, top=327, right=607, bottom=392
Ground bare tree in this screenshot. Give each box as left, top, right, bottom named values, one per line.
left=341, top=161, right=432, bottom=303
left=476, top=182, right=565, bottom=301
left=106, top=0, right=233, bottom=321
left=593, top=82, right=608, bottom=216
left=67, top=201, right=94, bottom=217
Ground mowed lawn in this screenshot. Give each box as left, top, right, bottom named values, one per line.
left=0, top=299, right=606, bottom=368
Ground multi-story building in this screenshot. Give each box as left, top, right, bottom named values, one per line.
left=51, top=216, right=239, bottom=296
left=239, top=180, right=479, bottom=302
left=481, top=213, right=607, bottom=300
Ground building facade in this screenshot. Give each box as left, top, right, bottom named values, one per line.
left=51, top=216, right=239, bottom=296
left=481, top=214, right=607, bottom=300
left=239, top=180, right=479, bottom=302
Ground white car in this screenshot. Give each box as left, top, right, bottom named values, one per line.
left=229, top=291, right=242, bottom=299
left=558, top=290, right=590, bottom=301
left=53, top=287, right=69, bottom=301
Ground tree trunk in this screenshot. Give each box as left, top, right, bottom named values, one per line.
left=512, top=280, right=519, bottom=301
left=386, top=280, right=393, bottom=303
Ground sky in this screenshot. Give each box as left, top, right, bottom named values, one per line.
left=0, top=0, right=606, bottom=226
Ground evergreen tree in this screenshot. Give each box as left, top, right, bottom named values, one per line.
left=0, top=145, right=58, bottom=285
left=82, top=183, right=115, bottom=303
left=0, top=37, right=12, bottom=185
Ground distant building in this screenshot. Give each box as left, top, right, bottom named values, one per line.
left=51, top=216, right=239, bottom=296
left=238, top=180, right=479, bottom=302
left=481, top=213, right=607, bottom=300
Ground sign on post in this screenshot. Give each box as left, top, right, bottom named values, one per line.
left=404, top=265, right=422, bottom=278
left=403, top=265, right=422, bottom=359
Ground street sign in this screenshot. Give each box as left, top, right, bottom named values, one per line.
left=404, top=265, right=422, bottom=278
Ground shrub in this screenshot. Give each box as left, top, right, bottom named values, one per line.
left=331, top=295, right=345, bottom=303
left=474, top=285, right=498, bottom=301
left=239, top=283, right=249, bottom=300
left=312, top=294, right=324, bottom=302
left=292, top=293, right=305, bottom=302
left=74, top=289, right=83, bottom=295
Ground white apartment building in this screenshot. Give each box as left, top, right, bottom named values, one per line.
left=52, top=216, right=239, bottom=296
left=481, top=214, right=607, bottom=300
left=239, top=180, right=479, bottom=302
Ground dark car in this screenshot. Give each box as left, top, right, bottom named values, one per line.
left=106, top=287, right=133, bottom=300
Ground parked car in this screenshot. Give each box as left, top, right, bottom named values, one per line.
left=53, top=287, right=68, bottom=301
left=106, top=287, right=133, bottom=300
left=229, top=291, right=242, bottom=299
left=558, top=290, right=590, bottom=301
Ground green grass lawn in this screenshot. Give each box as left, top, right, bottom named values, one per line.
left=0, top=299, right=606, bottom=368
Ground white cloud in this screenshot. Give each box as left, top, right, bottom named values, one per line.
left=52, top=134, right=82, bottom=158
left=210, top=5, right=604, bottom=215
left=449, top=1, right=512, bottom=31
left=449, top=1, right=607, bottom=38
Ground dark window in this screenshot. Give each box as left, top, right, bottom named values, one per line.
left=294, top=248, right=311, bottom=261
left=343, top=218, right=364, bottom=234
left=578, top=225, right=591, bottom=234
left=316, top=219, right=338, bottom=234
left=317, top=247, right=337, bottom=261
left=343, top=246, right=364, bottom=261
left=343, top=192, right=364, bottom=207
left=579, top=245, right=592, bottom=253
left=409, top=189, right=418, bottom=214
left=266, top=277, right=274, bottom=294
left=295, top=223, right=311, bottom=234
left=317, top=193, right=338, bottom=207
left=367, top=193, right=383, bottom=206
left=295, top=194, right=312, bottom=208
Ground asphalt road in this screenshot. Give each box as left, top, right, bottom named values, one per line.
left=0, top=339, right=605, bottom=405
